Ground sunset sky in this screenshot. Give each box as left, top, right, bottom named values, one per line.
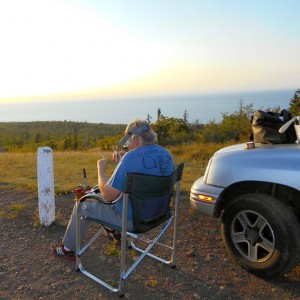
left=1, top=0, right=300, bottom=104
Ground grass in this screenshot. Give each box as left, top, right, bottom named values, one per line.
left=32, top=208, right=67, bottom=228
left=0, top=142, right=229, bottom=195
left=147, top=279, right=159, bottom=287
left=2, top=203, right=28, bottom=220
left=104, top=242, right=121, bottom=256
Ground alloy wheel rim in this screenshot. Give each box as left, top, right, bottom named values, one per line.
left=230, top=210, right=275, bottom=263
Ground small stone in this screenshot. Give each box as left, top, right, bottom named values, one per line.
left=186, top=249, right=195, bottom=257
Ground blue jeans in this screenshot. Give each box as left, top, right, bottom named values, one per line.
left=62, top=199, right=133, bottom=250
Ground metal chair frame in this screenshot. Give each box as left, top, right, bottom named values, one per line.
left=75, top=163, right=184, bottom=296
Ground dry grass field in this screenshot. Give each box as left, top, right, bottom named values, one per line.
left=0, top=143, right=225, bottom=195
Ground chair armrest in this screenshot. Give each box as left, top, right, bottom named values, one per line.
left=78, top=193, right=122, bottom=205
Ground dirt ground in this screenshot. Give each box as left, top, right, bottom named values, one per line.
left=1, top=189, right=300, bottom=300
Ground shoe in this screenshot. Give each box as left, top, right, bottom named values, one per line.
left=104, top=227, right=121, bottom=242
left=52, top=244, right=76, bottom=261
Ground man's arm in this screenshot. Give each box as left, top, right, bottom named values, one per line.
left=97, top=159, right=121, bottom=201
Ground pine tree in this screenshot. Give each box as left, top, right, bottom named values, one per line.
left=73, top=127, right=78, bottom=150
left=35, top=133, right=41, bottom=143
left=146, top=114, right=152, bottom=123
left=289, top=89, right=300, bottom=116
left=183, top=109, right=188, bottom=123
left=157, top=108, right=161, bottom=120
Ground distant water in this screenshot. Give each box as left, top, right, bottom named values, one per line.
left=0, top=89, right=295, bottom=124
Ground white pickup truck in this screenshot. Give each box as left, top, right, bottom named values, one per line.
left=190, top=141, right=300, bottom=276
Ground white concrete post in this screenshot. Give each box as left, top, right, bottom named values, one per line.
left=37, top=146, right=55, bottom=226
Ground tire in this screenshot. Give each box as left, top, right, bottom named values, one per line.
left=221, top=193, right=300, bottom=276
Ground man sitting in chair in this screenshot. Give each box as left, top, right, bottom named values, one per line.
left=52, top=118, right=175, bottom=260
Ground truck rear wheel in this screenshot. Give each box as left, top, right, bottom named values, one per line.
left=221, top=193, right=300, bottom=276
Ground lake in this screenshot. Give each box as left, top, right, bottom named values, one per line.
left=0, top=89, right=295, bottom=124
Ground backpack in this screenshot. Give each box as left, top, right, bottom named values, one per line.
left=250, top=109, right=297, bottom=144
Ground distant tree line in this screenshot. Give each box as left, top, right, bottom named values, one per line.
left=0, top=121, right=125, bottom=152
left=1, top=89, right=299, bottom=152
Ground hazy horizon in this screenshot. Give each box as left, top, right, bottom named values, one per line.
left=0, top=89, right=294, bottom=124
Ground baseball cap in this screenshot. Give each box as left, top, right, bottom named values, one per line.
left=119, top=124, right=150, bottom=147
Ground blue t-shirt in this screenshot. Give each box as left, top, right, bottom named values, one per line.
left=107, top=144, right=175, bottom=221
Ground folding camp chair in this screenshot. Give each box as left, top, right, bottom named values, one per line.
left=75, top=162, right=184, bottom=296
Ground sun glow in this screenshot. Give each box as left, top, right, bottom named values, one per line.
left=0, top=0, right=170, bottom=103
left=0, top=0, right=299, bottom=105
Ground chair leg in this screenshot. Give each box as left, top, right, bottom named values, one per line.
left=122, top=218, right=174, bottom=281
left=76, top=225, right=124, bottom=295
left=118, top=227, right=128, bottom=296
left=171, top=184, right=180, bottom=266
left=75, top=200, right=124, bottom=295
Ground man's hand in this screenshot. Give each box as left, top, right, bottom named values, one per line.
left=97, top=158, right=107, bottom=174
left=97, top=158, right=108, bottom=194
left=112, top=150, right=126, bottom=163
left=97, top=158, right=121, bottom=201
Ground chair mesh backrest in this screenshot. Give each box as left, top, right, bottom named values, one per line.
left=123, top=163, right=183, bottom=233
